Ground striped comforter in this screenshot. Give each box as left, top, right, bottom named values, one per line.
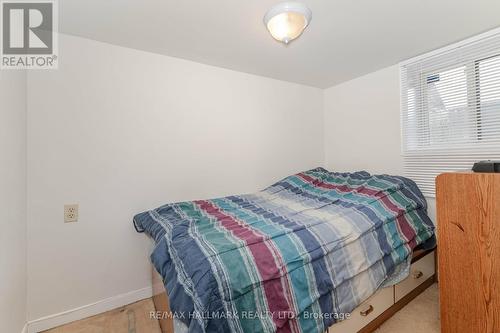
left=134, top=168, right=435, bottom=333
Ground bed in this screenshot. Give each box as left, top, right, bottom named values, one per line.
left=134, top=167, right=436, bottom=333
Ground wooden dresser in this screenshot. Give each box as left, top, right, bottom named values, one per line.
left=436, top=172, right=500, bottom=333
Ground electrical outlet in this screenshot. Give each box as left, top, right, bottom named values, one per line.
left=64, top=204, right=79, bottom=223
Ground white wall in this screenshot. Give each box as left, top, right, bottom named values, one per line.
left=26, top=34, right=324, bottom=323
left=0, top=71, right=27, bottom=332
left=323, top=65, right=436, bottom=221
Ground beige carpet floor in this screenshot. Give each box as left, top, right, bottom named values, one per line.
left=42, top=299, right=162, bottom=333
left=377, top=283, right=440, bottom=333
left=44, top=284, right=440, bottom=333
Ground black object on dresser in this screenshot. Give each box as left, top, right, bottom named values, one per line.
left=472, top=160, right=500, bottom=173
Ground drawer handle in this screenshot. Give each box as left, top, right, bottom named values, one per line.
left=360, top=305, right=374, bottom=317
left=413, top=270, right=423, bottom=279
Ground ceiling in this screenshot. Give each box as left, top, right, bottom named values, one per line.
left=59, top=0, right=500, bottom=88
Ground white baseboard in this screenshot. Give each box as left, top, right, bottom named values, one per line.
left=27, top=286, right=152, bottom=333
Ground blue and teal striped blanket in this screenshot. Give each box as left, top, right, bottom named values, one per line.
left=134, top=168, right=435, bottom=333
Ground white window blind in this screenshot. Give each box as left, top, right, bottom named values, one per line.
left=401, top=29, right=500, bottom=196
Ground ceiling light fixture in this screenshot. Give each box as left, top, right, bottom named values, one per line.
left=264, top=2, right=312, bottom=44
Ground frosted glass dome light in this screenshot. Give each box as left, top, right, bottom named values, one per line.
left=264, top=2, right=312, bottom=44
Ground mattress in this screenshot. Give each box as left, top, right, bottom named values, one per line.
left=134, top=167, right=435, bottom=333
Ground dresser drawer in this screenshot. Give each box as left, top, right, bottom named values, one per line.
left=395, top=251, right=435, bottom=302
left=328, top=287, right=394, bottom=333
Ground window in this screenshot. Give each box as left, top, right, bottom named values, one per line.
left=401, top=30, right=500, bottom=196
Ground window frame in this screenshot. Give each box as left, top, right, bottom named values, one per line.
left=399, top=28, right=500, bottom=197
